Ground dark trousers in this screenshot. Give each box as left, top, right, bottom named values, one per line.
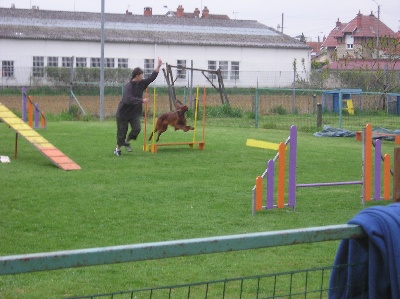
left=116, top=117, right=141, bottom=147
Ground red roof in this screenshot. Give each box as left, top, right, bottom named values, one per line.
left=325, top=59, right=400, bottom=70
left=307, top=42, right=323, bottom=53
left=322, top=11, right=396, bottom=48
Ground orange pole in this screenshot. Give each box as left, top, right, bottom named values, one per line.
left=255, top=176, right=263, bottom=211
left=202, top=86, right=206, bottom=143
left=28, top=97, right=33, bottom=128
left=277, top=142, right=286, bottom=208
left=41, top=112, right=46, bottom=128
left=393, top=148, right=400, bottom=203
left=364, top=124, right=372, bottom=201
left=383, top=154, right=390, bottom=200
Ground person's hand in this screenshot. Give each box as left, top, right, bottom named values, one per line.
left=142, top=98, right=149, bottom=103
left=157, top=57, right=162, bottom=68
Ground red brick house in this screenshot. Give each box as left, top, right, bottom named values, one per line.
left=321, top=11, right=398, bottom=64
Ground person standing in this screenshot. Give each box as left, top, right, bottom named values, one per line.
left=114, top=57, right=162, bottom=156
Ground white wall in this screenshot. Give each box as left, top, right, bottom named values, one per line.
left=0, top=39, right=310, bottom=88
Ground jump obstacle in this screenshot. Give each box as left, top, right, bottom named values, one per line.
left=250, top=124, right=398, bottom=215
left=143, top=87, right=206, bottom=153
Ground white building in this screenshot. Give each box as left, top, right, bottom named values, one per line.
left=0, top=5, right=311, bottom=88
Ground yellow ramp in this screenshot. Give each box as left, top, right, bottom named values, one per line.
left=0, top=102, right=81, bottom=171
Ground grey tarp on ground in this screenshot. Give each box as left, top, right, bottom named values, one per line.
left=313, top=125, right=356, bottom=137
left=314, top=125, right=400, bottom=140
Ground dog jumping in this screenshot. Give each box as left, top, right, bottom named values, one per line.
left=148, top=100, right=194, bottom=142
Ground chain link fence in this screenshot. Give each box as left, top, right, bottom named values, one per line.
left=1, top=66, right=399, bottom=132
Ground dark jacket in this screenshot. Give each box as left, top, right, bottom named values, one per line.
left=329, top=203, right=400, bottom=299
left=116, top=71, right=159, bottom=121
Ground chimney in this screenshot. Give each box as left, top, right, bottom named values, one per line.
left=144, top=7, right=152, bottom=16
left=357, top=11, right=362, bottom=28
left=335, top=18, right=341, bottom=28
left=201, top=6, right=209, bottom=18
left=194, top=8, right=200, bottom=18
left=176, top=5, right=184, bottom=17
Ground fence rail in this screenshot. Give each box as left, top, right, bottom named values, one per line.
left=0, top=224, right=364, bottom=276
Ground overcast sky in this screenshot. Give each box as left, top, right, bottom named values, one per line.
left=1, top=0, right=399, bottom=40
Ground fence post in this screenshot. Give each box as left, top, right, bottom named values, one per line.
left=316, top=103, right=322, bottom=128
left=393, top=147, right=400, bottom=202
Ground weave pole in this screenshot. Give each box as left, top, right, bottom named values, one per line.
left=143, top=88, right=149, bottom=151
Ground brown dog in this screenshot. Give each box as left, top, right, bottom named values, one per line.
left=148, top=102, right=194, bottom=142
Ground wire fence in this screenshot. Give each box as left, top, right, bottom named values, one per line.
left=69, top=263, right=367, bottom=299
left=1, top=84, right=399, bottom=132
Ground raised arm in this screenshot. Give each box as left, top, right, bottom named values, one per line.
left=154, top=57, right=163, bottom=73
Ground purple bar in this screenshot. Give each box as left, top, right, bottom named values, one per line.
left=35, top=103, right=39, bottom=128
left=297, top=181, right=363, bottom=188
left=22, top=87, right=27, bottom=122
left=374, top=139, right=381, bottom=200
left=266, top=159, right=274, bottom=209
left=288, top=125, right=297, bottom=208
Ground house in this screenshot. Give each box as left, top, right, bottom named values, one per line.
left=0, top=5, right=311, bottom=88
left=321, top=11, right=398, bottom=63
left=307, top=41, right=327, bottom=63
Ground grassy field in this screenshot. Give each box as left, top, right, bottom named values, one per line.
left=0, top=116, right=396, bottom=298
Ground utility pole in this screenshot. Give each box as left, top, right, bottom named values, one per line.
left=373, top=0, right=381, bottom=58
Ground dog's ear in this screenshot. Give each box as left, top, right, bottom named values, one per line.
left=175, top=100, right=185, bottom=110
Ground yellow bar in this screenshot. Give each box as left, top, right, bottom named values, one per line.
left=193, top=86, right=199, bottom=143
left=246, top=139, right=280, bottom=151
left=143, top=88, right=149, bottom=151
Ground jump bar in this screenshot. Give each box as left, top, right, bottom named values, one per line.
left=297, top=181, right=363, bottom=188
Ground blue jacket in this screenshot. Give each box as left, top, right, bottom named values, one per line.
left=329, top=203, right=400, bottom=299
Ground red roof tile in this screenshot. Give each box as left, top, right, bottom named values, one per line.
left=322, top=11, right=396, bottom=48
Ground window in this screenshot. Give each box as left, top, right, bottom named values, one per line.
left=105, top=58, right=115, bottom=68
left=47, top=56, right=58, bottom=67
left=91, top=58, right=101, bottom=68
left=230, top=61, right=240, bottom=80
left=177, top=60, right=186, bottom=79
left=62, top=57, right=73, bottom=67
left=144, top=59, right=154, bottom=78
left=345, top=35, right=354, bottom=50
left=118, top=58, right=128, bottom=68
left=208, top=60, right=217, bottom=80
left=76, top=57, right=87, bottom=67
left=33, top=56, right=44, bottom=77
left=219, top=61, right=228, bottom=79
left=2, top=61, right=14, bottom=77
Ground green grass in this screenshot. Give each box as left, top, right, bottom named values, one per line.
left=0, top=117, right=396, bottom=298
